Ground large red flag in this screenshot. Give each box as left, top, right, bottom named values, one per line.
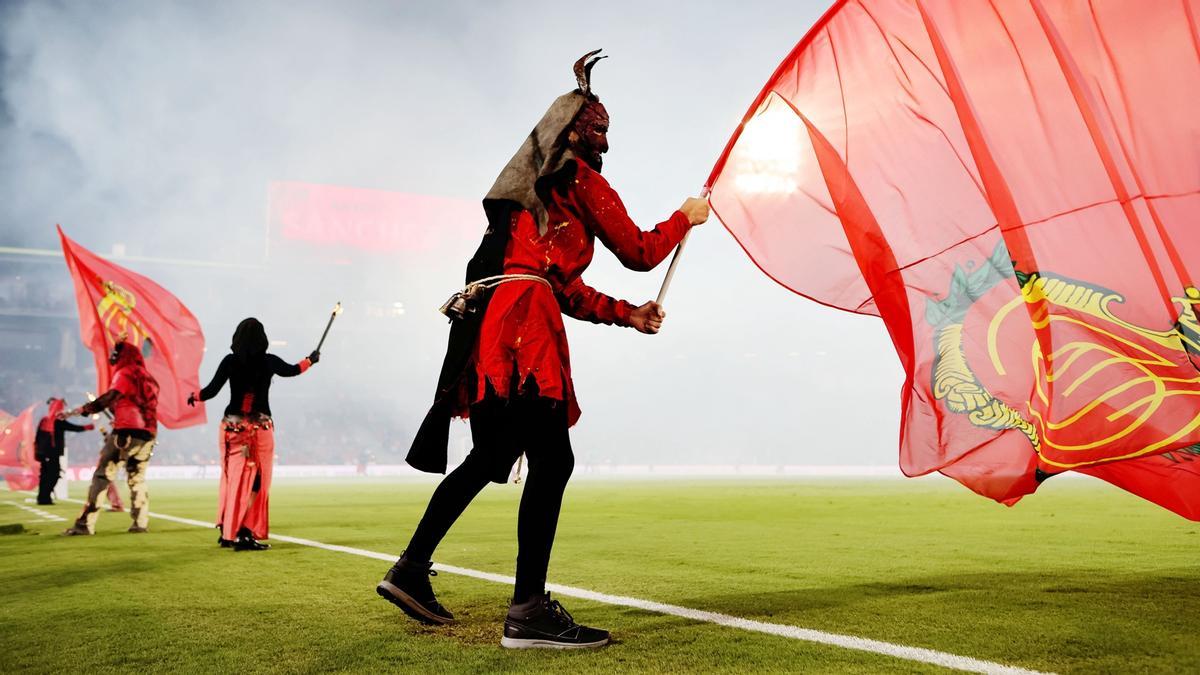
left=0, top=405, right=38, bottom=491
left=58, top=226, right=206, bottom=429
left=708, top=1, right=1200, bottom=517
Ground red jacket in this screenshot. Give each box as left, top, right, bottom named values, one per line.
left=466, top=158, right=691, bottom=424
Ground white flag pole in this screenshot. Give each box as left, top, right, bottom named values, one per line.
left=56, top=447, right=68, bottom=501
left=655, top=186, right=710, bottom=306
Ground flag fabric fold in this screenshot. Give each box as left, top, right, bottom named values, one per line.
left=58, top=225, right=206, bottom=429
left=0, top=405, right=38, bottom=491
left=708, top=0, right=1200, bottom=518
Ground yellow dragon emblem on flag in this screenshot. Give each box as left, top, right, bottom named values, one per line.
left=927, top=241, right=1200, bottom=471
left=96, top=278, right=152, bottom=355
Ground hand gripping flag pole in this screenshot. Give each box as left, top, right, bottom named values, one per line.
left=85, top=392, right=114, bottom=423
left=316, top=302, right=344, bottom=353
left=655, top=187, right=710, bottom=306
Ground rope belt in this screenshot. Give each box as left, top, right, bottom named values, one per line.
left=467, top=274, right=552, bottom=290
left=439, top=274, right=551, bottom=321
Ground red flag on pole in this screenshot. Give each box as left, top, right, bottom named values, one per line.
left=708, top=1, right=1200, bottom=517
left=0, top=404, right=38, bottom=491
left=58, top=225, right=206, bottom=429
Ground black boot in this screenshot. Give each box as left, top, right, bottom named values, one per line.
left=376, top=555, right=455, bottom=625
left=501, top=593, right=610, bottom=649
left=61, top=523, right=92, bottom=536
left=62, top=505, right=97, bottom=536
left=233, top=527, right=270, bottom=551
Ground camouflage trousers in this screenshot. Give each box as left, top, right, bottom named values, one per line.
left=73, top=432, right=155, bottom=533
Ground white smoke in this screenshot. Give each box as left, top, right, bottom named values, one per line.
left=0, top=0, right=902, bottom=468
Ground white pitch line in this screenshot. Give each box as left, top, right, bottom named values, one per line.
left=4, top=500, right=67, bottom=522
left=45, top=496, right=1049, bottom=675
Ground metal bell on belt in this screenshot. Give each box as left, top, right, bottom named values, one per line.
left=439, top=291, right=470, bottom=321
left=439, top=284, right=486, bottom=322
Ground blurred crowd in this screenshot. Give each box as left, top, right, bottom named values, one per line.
left=0, top=275, right=75, bottom=313
left=1, top=373, right=412, bottom=466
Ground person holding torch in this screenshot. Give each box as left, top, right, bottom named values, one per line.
left=188, top=317, right=322, bottom=551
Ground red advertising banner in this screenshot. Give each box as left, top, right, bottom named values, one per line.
left=267, top=181, right=482, bottom=258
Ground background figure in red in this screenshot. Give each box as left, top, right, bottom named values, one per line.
left=378, top=52, right=709, bottom=649
left=62, top=339, right=159, bottom=535
left=34, top=398, right=93, bottom=505
left=105, top=482, right=125, bottom=511
left=190, top=318, right=318, bottom=551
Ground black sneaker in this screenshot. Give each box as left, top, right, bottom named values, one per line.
left=376, top=558, right=455, bottom=625
left=501, top=593, right=610, bottom=649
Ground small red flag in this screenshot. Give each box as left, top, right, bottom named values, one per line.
left=708, top=1, right=1200, bottom=518
left=58, top=225, right=206, bottom=429
left=0, top=404, right=38, bottom=491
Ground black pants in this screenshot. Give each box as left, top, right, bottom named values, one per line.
left=37, top=457, right=61, bottom=504
left=405, top=392, right=574, bottom=605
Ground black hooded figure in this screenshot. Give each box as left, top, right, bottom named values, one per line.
left=191, top=317, right=320, bottom=551
left=377, top=51, right=709, bottom=649
left=232, top=318, right=270, bottom=361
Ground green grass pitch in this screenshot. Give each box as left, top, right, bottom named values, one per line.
left=1, top=477, right=1197, bottom=673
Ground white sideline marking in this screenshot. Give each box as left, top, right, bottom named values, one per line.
left=46, top=496, right=1048, bottom=675
left=4, top=500, right=67, bottom=522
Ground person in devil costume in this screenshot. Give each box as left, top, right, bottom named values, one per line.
left=377, top=50, right=709, bottom=649
left=34, top=398, right=93, bottom=505
left=189, top=318, right=319, bottom=551
left=61, top=339, right=159, bottom=535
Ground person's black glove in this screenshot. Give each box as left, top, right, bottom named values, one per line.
left=308, top=350, right=321, bottom=365
left=187, top=392, right=197, bottom=407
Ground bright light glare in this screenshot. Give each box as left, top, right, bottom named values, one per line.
left=731, top=96, right=805, bottom=195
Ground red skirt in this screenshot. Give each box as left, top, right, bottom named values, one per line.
left=217, top=416, right=275, bottom=541
left=471, top=281, right=581, bottom=425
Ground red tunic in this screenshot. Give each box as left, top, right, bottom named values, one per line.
left=468, top=159, right=691, bottom=425
left=110, top=363, right=159, bottom=435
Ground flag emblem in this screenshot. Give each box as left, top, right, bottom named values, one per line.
left=930, top=242, right=1200, bottom=472
left=97, top=278, right=153, bottom=356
